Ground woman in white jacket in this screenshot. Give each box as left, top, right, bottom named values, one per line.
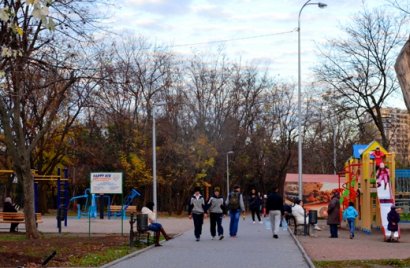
left=292, top=198, right=321, bottom=231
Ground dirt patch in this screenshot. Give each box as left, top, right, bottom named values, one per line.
left=0, top=233, right=131, bottom=267
left=296, top=220, right=410, bottom=261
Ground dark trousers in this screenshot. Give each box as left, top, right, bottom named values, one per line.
left=10, top=223, right=18, bottom=232
left=251, top=208, right=261, bottom=222
left=192, top=213, right=204, bottom=238
left=210, top=213, right=223, bottom=237
left=329, top=224, right=338, bottom=238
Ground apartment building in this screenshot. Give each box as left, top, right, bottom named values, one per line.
left=380, top=108, right=410, bottom=166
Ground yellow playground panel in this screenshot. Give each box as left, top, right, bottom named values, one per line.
left=341, top=141, right=395, bottom=235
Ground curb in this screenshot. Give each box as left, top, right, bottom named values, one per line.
left=101, top=233, right=182, bottom=268
left=288, top=228, right=316, bottom=268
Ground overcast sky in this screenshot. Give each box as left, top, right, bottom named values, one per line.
left=103, top=0, right=407, bottom=108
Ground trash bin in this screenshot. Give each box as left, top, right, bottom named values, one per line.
left=308, top=210, right=318, bottom=225
left=136, top=214, right=149, bottom=232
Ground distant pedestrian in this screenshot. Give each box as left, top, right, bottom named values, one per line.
left=327, top=191, right=340, bottom=238
left=141, top=202, right=171, bottom=246
left=188, top=187, right=208, bottom=241
left=342, top=201, right=358, bottom=239
left=3, top=197, right=19, bottom=233
left=225, top=185, right=245, bottom=237
left=248, top=188, right=262, bottom=224
left=207, top=187, right=225, bottom=240
left=387, top=205, right=400, bottom=242
left=266, top=186, right=283, bottom=239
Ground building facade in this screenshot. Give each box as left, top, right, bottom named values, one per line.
left=380, top=108, right=410, bottom=167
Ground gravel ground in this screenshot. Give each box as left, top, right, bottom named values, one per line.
left=296, top=220, right=410, bottom=261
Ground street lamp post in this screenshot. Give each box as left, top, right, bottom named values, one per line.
left=152, top=102, right=166, bottom=221
left=297, top=0, right=327, bottom=200
left=226, top=151, right=234, bottom=197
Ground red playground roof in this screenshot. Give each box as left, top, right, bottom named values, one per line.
left=285, top=173, right=339, bottom=183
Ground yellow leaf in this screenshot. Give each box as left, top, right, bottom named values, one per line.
left=16, top=26, right=23, bottom=36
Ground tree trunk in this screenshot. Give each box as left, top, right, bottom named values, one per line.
left=14, top=156, right=40, bottom=239
left=395, top=37, right=410, bottom=112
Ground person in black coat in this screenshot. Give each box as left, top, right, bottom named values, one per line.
left=3, top=197, right=19, bottom=232
left=387, top=205, right=400, bottom=242
left=248, top=189, right=262, bottom=223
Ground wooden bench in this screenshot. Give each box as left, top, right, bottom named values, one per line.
left=108, top=205, right=137, bottom=218
left=0, top=212, right=43, bottom=230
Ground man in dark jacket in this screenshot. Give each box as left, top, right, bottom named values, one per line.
left=266, top=187, right=283, bottom=239
left=327, top=191, right=340, bottom=238
left=3, top=197, right=19, bottom=232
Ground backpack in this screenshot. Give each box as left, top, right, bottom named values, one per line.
left=228, top=192, right=240, bottom=210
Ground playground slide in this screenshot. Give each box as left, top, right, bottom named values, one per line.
left=376, top=182, right=399, bottom=240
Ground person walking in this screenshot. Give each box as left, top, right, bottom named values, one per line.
left=225, top=185, right=245, bottom=238
left=342, top=201, right=358, bottom=239
left=207, top=187, right=225, bottom=240
left=188, top=187, right=208, bottom=241
left=327, top=191, right=341, bottom=238
left=248, top=188, right=262, bottom=224
left=387, top=205, right=400, bottom=242
left=141, top=202, right=172, bottom=246
left=266, top=186, right=283, bottom=239
left=3, top=197, right=19, bottom=233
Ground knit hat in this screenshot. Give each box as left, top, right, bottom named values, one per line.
left=4, top=197, right=12, bottom=203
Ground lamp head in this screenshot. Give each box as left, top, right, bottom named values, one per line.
left=227, top=151, right=234, bottom=155
left=318, top=3, right=327, bottom=8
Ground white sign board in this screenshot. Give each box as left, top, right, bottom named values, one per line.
left=90, top=172, right=123, bottom=194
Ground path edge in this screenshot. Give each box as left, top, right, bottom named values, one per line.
left=101, top=233, right=183, bottom=268
left=288, top=229, right=316, bottom=268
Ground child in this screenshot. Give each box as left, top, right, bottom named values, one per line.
left=376, top=162, right=390, bottom=190
left=342, top=202, right=358, bottom=239
left=387, top=205, right=400, bottom=242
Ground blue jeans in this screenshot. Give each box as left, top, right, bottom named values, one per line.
left=229, top=210, right=240, bottom=236
left=347, top=219, right=355, bottom=236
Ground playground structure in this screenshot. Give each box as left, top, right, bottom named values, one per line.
left=340, top=141, right=398, bottom=241
left=69, top=188, right=140, bottom=219
left=0, top=168, right=70, bottom=228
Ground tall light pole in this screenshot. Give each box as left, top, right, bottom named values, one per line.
left=298, top=0, right=327, bottom=200
left=152, top=102, right=166, bottom=221
left=226, top=151, right=234, bottom=197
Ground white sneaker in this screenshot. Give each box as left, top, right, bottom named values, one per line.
left=314, top=225, right=322, bottom=231
left=253, top=221, right=256, bottom=224
left=259, top=221, right=263, bottom=224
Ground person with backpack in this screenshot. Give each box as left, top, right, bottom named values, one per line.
left=207, top=186, right=226, bottom=240
left=266, top=186, right=283, bottom=239
left=342, top=201, right=358, bottom=239
left=225, top=185, right=245, bottom=238
left=188, top=187, right=208, bottom=241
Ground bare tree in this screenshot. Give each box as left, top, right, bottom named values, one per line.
left=315, top=8, right=407, bottom=149
left=0, top=0, right=99, bottom=239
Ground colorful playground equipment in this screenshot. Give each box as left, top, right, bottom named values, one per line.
left=69, top=188, right=140, bottom=219
left=340, top=141, right=398, bottom=241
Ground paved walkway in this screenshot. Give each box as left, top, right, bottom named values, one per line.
left=107, top=216, right=310, bottom=268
